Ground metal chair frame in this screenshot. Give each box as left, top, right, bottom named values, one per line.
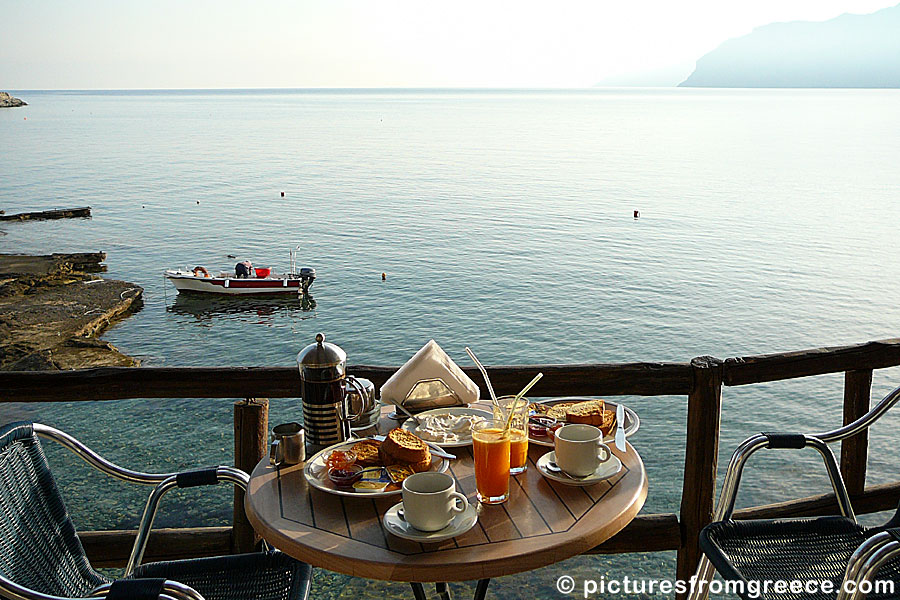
left=0, top=423, right=267, bottom=600
left=690, top=384, right=900, bottom=600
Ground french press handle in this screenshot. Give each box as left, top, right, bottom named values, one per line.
left=344, top=376, right=368, bottom=421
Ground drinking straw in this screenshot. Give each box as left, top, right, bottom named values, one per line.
left=503, top=372, right=544, bottom=432
left=465, top=346, right=499, bottom=407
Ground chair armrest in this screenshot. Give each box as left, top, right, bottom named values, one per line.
left=0, top=572, right=204, bottom=600
left=837, top=529, right=900, bottom=600
left=34, top=422, right=250, bottom=490
left=91, top=580, right=205, bottom=600
left=125, top=466, right=249, bottom=576
left=30, top=423, right=254, bottom=578
left=34, top=423, right=177, bottom=485
left=817, top=383, right=900, bottom=444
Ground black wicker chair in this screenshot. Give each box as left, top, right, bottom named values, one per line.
left=0, top=421, right=312, bottom=600
left=691, top=385, right=900, bottom=600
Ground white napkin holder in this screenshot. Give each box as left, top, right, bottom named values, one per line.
left=403, top=378, right=462, bottom=411
left=381, top=340, right=478, bottom=412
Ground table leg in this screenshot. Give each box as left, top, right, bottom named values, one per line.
left=410, top=579, right=490, bottom=600
left=410, top=583, right=428, bottom=600
left=435, top=582, right=452, bottom=600
left=473, top=579, right=491, bottom=600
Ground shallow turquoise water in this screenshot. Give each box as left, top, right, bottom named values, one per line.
left=3, top=88, right=900, bottom=597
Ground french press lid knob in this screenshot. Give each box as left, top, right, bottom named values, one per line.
left=297, top=332, right=346, bottom=368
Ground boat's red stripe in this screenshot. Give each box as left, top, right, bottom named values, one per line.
left=227, top=279, right=301, bottom=289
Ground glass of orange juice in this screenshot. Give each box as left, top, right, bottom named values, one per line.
left=493, top=396, right=529, bottom=474
left=471, top=419, right=511, bottom=504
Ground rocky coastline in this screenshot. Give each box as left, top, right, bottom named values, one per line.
left=0, top=92, right=26, bottom=108
left=0, top=253, right=143, bottom=370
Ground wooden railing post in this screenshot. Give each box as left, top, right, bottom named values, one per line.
left=840, top=369, right=872, bottom=497
left=233, top=398, right=268, bottom=553
left=676, top=356, right=723, bottom=597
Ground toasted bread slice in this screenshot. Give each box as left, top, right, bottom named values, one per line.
left=379, top=441, right=433, bottom=472
left=597, top=409, right=616, bottom=437
left=565, top=400, right=607, bottom=426
left=568, top=409, right=616, bottom=436
left=351, top=439, right=382, bottom=467
left=380, top=428, right=430, bottom=464
left=545, top=401, right=578, bottom=421
left=407, top=452, right=433, bottom=473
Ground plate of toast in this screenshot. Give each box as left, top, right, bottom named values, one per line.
left=304, top=428, right=448, bottom=497
left=528, top=397, right=640, bottom=448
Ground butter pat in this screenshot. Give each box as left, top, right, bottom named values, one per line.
left=352, top=468, right=391, bottom=492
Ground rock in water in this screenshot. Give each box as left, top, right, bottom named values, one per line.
left=0, top=92, right=27, bottom=108
left=0, top=253, right=143, bottom=370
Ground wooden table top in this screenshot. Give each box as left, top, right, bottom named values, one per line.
left=245, top=410, right=648, bottom=583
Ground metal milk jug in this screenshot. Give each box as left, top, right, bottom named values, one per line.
left=297, top=333, right=370, bottom=451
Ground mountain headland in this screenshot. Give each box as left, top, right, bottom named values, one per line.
left=680, top=4, right=900, bottom=88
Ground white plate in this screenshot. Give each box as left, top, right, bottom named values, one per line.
left=536, top=451, right=622, bottom=486
left=400, top=407, right=493, bottom=448
left=383, top=501, right=478, bottom=542
left=528, top=399, right=640, bottom=448
left=303, top=440, right=448, bottom=498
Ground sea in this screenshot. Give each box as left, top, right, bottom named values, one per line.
left=3, top=88, right=900, bottom=598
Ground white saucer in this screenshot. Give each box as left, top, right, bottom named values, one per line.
left=536, top=451, right=622, bottom=486
left=383, top=501, right=478, bottom=542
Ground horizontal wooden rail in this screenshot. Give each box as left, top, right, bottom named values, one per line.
left=80, top=515, right=683, bottom=567
left=81, top=527, right=232, bottom=569
left=588, top=513, right=681, bottom=554
left=5, top=337, right=900, bottom=402
left=724, top=338, right=900, bottom=386
left=733, top=480, right=900, bottom=521
left=79, top=478, right=900, bottom=568
left=0, top=362, right=692, bottom=402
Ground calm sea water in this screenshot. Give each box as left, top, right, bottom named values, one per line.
left=3, top=88, right=900, bottom=597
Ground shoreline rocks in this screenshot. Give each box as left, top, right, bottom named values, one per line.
left=0, top=207, right=91, bottom=222
left=0, top=253, right=143, bottom=370
left=0, top=92, right=26, bottom=108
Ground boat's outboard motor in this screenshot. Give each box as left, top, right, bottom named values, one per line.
left=299, top=267, right=316, bottom=295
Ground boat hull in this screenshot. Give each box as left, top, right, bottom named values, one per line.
left=166, top=272, right=304, bottom=295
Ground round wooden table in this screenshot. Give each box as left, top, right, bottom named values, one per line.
left=245, top=410, right=647, bottom=590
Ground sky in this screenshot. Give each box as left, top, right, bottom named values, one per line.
left=1, top=0, right=897, bottom=89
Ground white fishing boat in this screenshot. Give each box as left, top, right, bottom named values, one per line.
left=165, top=247, right=316, bottom=296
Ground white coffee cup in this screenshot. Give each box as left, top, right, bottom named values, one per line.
left=400, top=472, right=468, bottom=532
left=554, top=424, right=612, bottom=477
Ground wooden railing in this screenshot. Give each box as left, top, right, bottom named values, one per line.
left=3, top=338, right=900, bottom=589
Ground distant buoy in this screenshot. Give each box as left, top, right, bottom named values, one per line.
left=633, top=210, right=640, bottom=219
left=381, top=272, right=386, bottom=281
left=281, top=191, right=285, bottom=197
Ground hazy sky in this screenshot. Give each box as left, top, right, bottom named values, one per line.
left=1, top=0, right=897, bottom=89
